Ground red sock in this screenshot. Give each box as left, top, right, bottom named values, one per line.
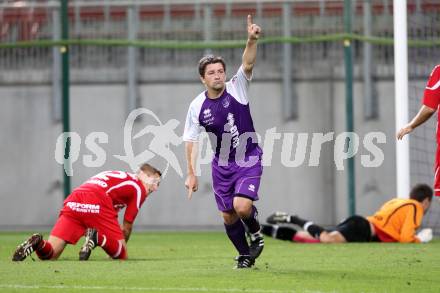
left=97, top=233, right=127, bottom=260
left=293, top=234, right=320, bottom=243
left=36, top=240, right=54, bottom=260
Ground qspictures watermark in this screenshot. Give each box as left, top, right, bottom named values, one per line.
left=55, top=108, right=386, bottom=177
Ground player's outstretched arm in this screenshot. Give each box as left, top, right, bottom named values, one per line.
left=122, top=220, right=133, bottom=243
left=242, top=14, right=261, bottom=78
left=399, top=212, right=421, bottom=243
left=397, top=105, right=436, bottom=140
left=185, top=141, right=198, bottom=199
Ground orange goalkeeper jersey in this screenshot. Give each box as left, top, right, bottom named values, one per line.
left=367, top=198, right=423, bottom=243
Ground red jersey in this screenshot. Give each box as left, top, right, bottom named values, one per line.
left=423, top=64, right=440, bottom=144
left=75, top=170, right=148, bottom=223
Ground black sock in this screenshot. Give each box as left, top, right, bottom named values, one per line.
left=260, top=224, right=297, bottom=241
left=224, top=220, right=250, bottom=255
left=276, top=226, right=297, bottom=241
left=304, top=222, right=325, bottom=239
left=290, top=215, right=307, bottom=226
left=241, top=206, right=261, bottom=234
left=260, top=224, right=274, bottom=237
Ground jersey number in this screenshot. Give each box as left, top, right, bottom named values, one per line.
left=93, top=171, right=127, bottom=181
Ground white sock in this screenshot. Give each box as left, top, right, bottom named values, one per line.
left=303, top=221, right=314, bottom=231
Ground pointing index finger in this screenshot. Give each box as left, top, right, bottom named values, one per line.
left=247, top=14, right=252, bottom=27
left=187, top=188, right=193, bottom=200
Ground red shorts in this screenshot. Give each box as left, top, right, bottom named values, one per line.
left=50, top=190, right=124, bottom=244
left=435, top=147, right=440, bottom=197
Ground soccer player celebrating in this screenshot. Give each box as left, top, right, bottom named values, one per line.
left=183, top=15, right=264, bottom=268
left=397, top=64, right=440, bottom=197
left=263, top=184, right=433, bottom=244
left=12, top=163, right=161, bottom=261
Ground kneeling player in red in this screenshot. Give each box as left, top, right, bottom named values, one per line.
left=12, top=163, right=161, bottom=261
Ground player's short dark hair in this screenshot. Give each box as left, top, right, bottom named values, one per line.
left=139, top=163, right=162, bottom=177
left=198, top=55, right=226, bottom=77
left=409, top=183, right=433, bottom=202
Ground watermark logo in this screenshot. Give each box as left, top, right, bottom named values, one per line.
left=54, top=108, right=182, bottom=177
left=114, top=108, right=182, bottom=177
left=55, top=108, right=386, bottom=177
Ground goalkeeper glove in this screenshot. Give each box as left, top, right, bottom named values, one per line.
left=416, top=228, right=433, bottom=243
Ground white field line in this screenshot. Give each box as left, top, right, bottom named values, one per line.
left=0, top=284, right=334, bottom=293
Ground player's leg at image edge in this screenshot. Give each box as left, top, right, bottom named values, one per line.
left=12, top=233, right=54, bottom=261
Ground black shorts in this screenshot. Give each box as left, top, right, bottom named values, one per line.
left=334, top=215, right=372, bottom=242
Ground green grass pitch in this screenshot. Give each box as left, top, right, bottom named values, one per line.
left=1, top=232, right=440, bottom=293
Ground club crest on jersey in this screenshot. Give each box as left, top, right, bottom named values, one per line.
left=222, top=97, right=230, bottom=108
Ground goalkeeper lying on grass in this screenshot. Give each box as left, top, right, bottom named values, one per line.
left=262, top=183, right=434, bottom=243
